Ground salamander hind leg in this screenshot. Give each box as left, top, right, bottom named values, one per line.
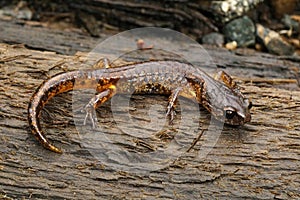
left=83, top=85, right=116, bottom=128
left=92, top=58, right=113, bottom=69
left=166, top=87, right=182, bottom=124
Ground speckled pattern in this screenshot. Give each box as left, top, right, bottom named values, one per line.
left=28, top=60, right=251, bottom=153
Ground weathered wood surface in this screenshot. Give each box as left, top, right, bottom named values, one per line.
left=16, top=0, right=218, bottom=38
left=0, top=22, right=300, bottom=199
left=0, top=20, right=96, bottom=55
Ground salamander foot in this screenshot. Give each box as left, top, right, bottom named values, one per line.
left=83, top=102, right=98, bottom=129
left=166, top=104, right=176, bottom=124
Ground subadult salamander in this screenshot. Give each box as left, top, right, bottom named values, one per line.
left=28, top=59, right=252, bottom=153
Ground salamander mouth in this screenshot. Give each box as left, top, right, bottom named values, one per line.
left=217, top=111, right=248, bottom=126
left=225, top=112, right=251, bottom=126
left=244, top=113, right=251, bottom=123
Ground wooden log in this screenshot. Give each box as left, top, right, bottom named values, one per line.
left=0, top=21, right=300, bottom=199
left=23, top=0, right=219, bottom=38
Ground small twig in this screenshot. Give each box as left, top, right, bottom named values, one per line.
left=187, top=128, right=206, bottom=152
left=134, top=139, right=156, bottom=151
left=236, top=77, right=298, bottom=85
left=0, top=54, right=31, bottom=63
left=48, top=59, right=67, bottom=71
left=136, top=39, right=154, bottom=50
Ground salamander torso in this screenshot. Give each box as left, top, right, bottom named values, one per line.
left=28, top=60, right=252, bottom=153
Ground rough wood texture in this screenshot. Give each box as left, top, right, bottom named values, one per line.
left=0, top=20, right=95, bottom=55
left=0, top=22, right=300, bottom=199
left=26, top=0, right=218, bottom=38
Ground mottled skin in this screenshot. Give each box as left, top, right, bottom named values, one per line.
left=28, top=60, right=252, bottom=153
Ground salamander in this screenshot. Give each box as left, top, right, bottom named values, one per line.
left=28, top=59, right=252, bottom=153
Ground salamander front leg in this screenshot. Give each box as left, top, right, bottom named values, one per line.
left=166, top=87, right=182, bottom=123
left=83, top=93, right=103, bottom=128
left=83, top=85, right=116, bottom=128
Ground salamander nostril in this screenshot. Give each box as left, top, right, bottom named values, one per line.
left=248, top=101, right=253, bottom=109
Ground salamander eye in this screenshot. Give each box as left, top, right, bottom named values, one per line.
left=224, top=110, right=236, bottom=119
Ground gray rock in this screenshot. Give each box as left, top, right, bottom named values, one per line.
left=223, top=16, right=255, bottom=47
left=0, top=1, right=32, bottom=20
left=201, top=32, right=224, bottom=47
left=282, top=15, right=299, bottom=33
left=210, top=0, right=264, bottom=23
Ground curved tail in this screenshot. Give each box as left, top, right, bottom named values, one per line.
left=27, top=72, right=78, bottom=153
left=28, top=99, right=63, bottom=153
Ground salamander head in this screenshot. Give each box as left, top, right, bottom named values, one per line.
left=221, top=98, right=252, bottom=126
left=204, top=83, right=252, bottom=126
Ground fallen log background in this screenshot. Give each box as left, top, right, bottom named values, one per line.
left=0, top=16, right=300, bottom=200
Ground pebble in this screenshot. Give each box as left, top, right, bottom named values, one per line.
left=256, top=24, right=295, bottom=55
left=201, top=32, right=224, bottom=47
left=225, top=41, right=238, bottom=50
